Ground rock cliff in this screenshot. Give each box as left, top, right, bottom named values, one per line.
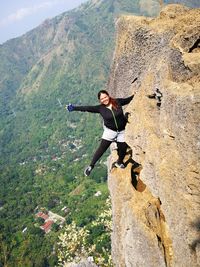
left=107, top=4, right=200, bottom=267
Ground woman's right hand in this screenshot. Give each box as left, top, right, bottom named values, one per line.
left=66, top=103, right=74, bottom=112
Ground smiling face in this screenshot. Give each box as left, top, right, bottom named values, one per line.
left=99, top=93, right=110, bottom=106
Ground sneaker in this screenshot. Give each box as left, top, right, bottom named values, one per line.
left=114, top=161, right=125, bottom=169
left=133, top=164, right=142, bottom=173
left=84, top=165, right=93, bottom=176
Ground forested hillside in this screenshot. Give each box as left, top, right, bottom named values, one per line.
left=0, top=0, right=199, bottom=266
left=0, top=1, right=143, bottom=266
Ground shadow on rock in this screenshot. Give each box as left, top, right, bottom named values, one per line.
left=190, top=218, right=200, bottom=252
left=125, top=157, right=146, bottom=192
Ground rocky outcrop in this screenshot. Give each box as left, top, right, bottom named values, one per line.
left=66, top=260, right=97, bottom=267
left=108, top=4, right=200, bottom=267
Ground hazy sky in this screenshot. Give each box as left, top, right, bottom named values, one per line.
left=0, top=0, right=88, bottom=44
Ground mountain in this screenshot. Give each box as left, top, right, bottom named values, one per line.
left=0, top=0, right=199, bottom=266
left=166, top=0, right=200, bottom=8
left=0, top=0, right=143, bottom=162
left=0, top=1, right=145, bottom=266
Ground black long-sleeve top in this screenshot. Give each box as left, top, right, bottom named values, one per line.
left=73, top=95, right=134, bottom=131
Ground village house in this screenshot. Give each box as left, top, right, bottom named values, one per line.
left=41, top=220, right=54, bottom=234
left=35, top=210, right=65, bottom=233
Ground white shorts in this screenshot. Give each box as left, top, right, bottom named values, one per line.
left=102, top=126, right=125, bottom=142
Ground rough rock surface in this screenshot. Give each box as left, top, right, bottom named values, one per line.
left=66, top=260, right=97, bottom=267
left=107, top=4, right=200, bottom=267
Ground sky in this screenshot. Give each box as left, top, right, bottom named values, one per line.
left=0, top=0, right=88, bottom=44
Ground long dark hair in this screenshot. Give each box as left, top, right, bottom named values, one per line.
left=98, top=90, right=118, bottom=110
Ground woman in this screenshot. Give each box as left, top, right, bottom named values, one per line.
left=67, top=90, right=134, bottom=176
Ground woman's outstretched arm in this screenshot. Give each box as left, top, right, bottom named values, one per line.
left=117, top=94, right=134, bottom=106
left=67, top=104, right=100, bottom=113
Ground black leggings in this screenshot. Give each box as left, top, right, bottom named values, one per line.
left=90, top=139, right=128, bottom=167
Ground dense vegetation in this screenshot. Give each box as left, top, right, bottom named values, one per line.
left=0, top=0, right=199, bottom=266
left=0, top=1, right=141, bottom=266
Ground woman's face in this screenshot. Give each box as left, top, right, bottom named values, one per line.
left=99, top=93, right=110, bottom=106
